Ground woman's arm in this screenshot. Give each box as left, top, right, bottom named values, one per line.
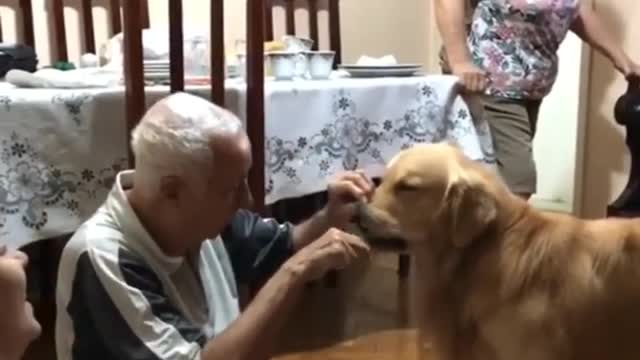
left=434, top=0, right=487, bottom=92
left=570, top=2, right=638, bottom=76
left=435, top=0, right=472, bottom=67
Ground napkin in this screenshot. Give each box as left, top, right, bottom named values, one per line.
left=5, top=68, right=122, bottom=89
left=356, top=55, right=398, bottom=66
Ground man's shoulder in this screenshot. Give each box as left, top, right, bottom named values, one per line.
left=60, top=206, right=136, bottom=272
left=66, top=210, right=119, bottom=248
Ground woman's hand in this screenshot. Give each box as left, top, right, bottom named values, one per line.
left=451, top=61, right=489, bottom=93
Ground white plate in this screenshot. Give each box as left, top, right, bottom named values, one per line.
left=340, top=64, right=421, bottom=70
left=144, top=73, right=170, bottom=80
left=144, top=60, right=170, bottom=65
left=341, top=67, right=421, bottom=78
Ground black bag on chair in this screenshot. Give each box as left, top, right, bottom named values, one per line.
left=0, top=43, right=38, bottom=78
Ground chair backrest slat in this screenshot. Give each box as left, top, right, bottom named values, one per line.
left=52, top=0, right=68, bottom=61
left=19, top=0, right=35, bottom=48
left=210, top=0, right=225, bottom=105
left=268, top=0, right=342, bottom=66
left=247, top=0, right=266, bottom=215
left=123, top=0, right=145, bottom=169
left=14, top=0, right=148, bottom=64
left=285, top=0, right=295, bottom=35
left=140, top=0, right=150, bottom=29
left=264, top=0, right=274, bottom=41
left=124, top=0, right=236, bottom=172
left=110, top=0, right=122, bottom=35
left=328, top=0, right=341, bottom=66
left=82, top=0, right=96, bottom=53
left=308, top=0, right=318, bottom=50
left=169, top=0, right=185, bottom=93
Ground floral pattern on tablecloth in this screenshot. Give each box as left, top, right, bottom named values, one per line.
left=0, top=86, right=131, bottom=247
left=264, top=81, right=495, bottom=198
left=1, top=77, right=494, bottom=246
left=0, top=132, right=126, bottom=233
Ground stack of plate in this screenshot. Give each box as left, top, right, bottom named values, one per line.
left=144, top=60, right=170, bottom=82
left=338, top=64, right=422, bottom=78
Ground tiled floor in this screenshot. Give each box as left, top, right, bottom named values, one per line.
left=23, top=253, right=416, bottom=360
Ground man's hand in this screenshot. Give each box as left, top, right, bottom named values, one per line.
left=324, top=170, right=375, bottom=230
left=284, top=228, right=370, bottom=282
left=451, top=61, right=488, bottom=93
left=0, top=245, right=28, bottom=266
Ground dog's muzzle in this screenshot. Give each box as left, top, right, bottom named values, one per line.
left=351, top=202, right=408, bottom=252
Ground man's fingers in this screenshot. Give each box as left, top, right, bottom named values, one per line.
left=12, top=251, right=29, bottom=267
left=331, top=180, right=365, bottom=201
left=340, top=172, right=372, bottom=194
left=316, top=242, right=350, bottom=271
left=334, top=240, right=357, bottom=259
left=342, top=235, right=371, bottom=256
left=0, top=245, right=6, bottom=256
left=354, top=169, right=375, bottom=189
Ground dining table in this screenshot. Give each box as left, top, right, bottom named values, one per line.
left=273, top=328, right=433, bottom=360
left=0, top=73, right=495, bottom=249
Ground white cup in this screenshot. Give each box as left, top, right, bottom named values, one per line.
left=306, top=51, right=336, bottom=79
left=266, top=51, right=298, bottom=80
left=282, top=35, right=314, bottom=52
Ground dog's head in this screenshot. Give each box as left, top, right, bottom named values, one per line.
left=354, top=143, right=499, bottom=252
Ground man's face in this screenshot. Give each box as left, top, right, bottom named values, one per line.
left=0, top=246, right=41, bottom=359
left=175, top=132, right=253, bottom=244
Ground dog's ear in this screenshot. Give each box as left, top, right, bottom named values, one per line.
left=445, top=178, right=497, bottom=248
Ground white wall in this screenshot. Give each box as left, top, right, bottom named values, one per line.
left=530, top=32, right=589, bottom=214
left=0, top=0, right=430, bottom=67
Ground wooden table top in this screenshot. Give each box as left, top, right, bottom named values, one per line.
left=274, top=329, right=433, bottom=360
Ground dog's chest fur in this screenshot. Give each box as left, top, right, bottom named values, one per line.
left=424, top=239, right=572, bottom=360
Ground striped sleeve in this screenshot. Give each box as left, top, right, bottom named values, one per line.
left=221, top=209, right=294, bottom=286
left=66, top=247, right=205, bottom=360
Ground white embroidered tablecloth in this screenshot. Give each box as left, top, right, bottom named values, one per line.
left=238, top=75, right=495, bottom=203
left=0, top=75, right=494, bottom=249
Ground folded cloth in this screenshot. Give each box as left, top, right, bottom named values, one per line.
left=100, top=27, right=208, bottom=69
left=356, top=55, right=398, bottom=66
left=5, top=67, right=122, bottom=89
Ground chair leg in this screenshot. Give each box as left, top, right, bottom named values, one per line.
left=398, top=254, right=410, bottom=279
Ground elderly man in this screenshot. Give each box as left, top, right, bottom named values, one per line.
left=55, top=92, right=372, bottom=360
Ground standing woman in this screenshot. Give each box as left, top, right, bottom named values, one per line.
left=0, top=245, right=42, bottom=359
left=436, top=0, right=640, bottom=199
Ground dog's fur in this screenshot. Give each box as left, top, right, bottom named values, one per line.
left=354, top=143, right=640, bottom=360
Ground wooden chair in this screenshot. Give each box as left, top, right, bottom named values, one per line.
left=123, top=0, right=266, bottom=307
left=123, top=0, right=219, bottom=165
left=265, top=0, right=342, bottom=67
left=16, top=0, right=149, bottom=62
left=122, top=0, right=265, bottom=209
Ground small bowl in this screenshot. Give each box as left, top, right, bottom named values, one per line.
left=265, top=51, right=298, bottom=80
left=305, top=50, right=336, bottom=79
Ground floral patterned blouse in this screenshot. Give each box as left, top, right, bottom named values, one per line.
left=469, top=0, right=580, bottom=99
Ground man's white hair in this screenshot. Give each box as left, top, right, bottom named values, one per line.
left=131, top=92, right=243, bottom=192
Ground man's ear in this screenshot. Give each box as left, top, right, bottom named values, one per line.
left=445, top=178, right=497, bottom=248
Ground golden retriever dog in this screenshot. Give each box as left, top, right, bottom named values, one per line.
left=352, top=142, right=640, bottom=360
